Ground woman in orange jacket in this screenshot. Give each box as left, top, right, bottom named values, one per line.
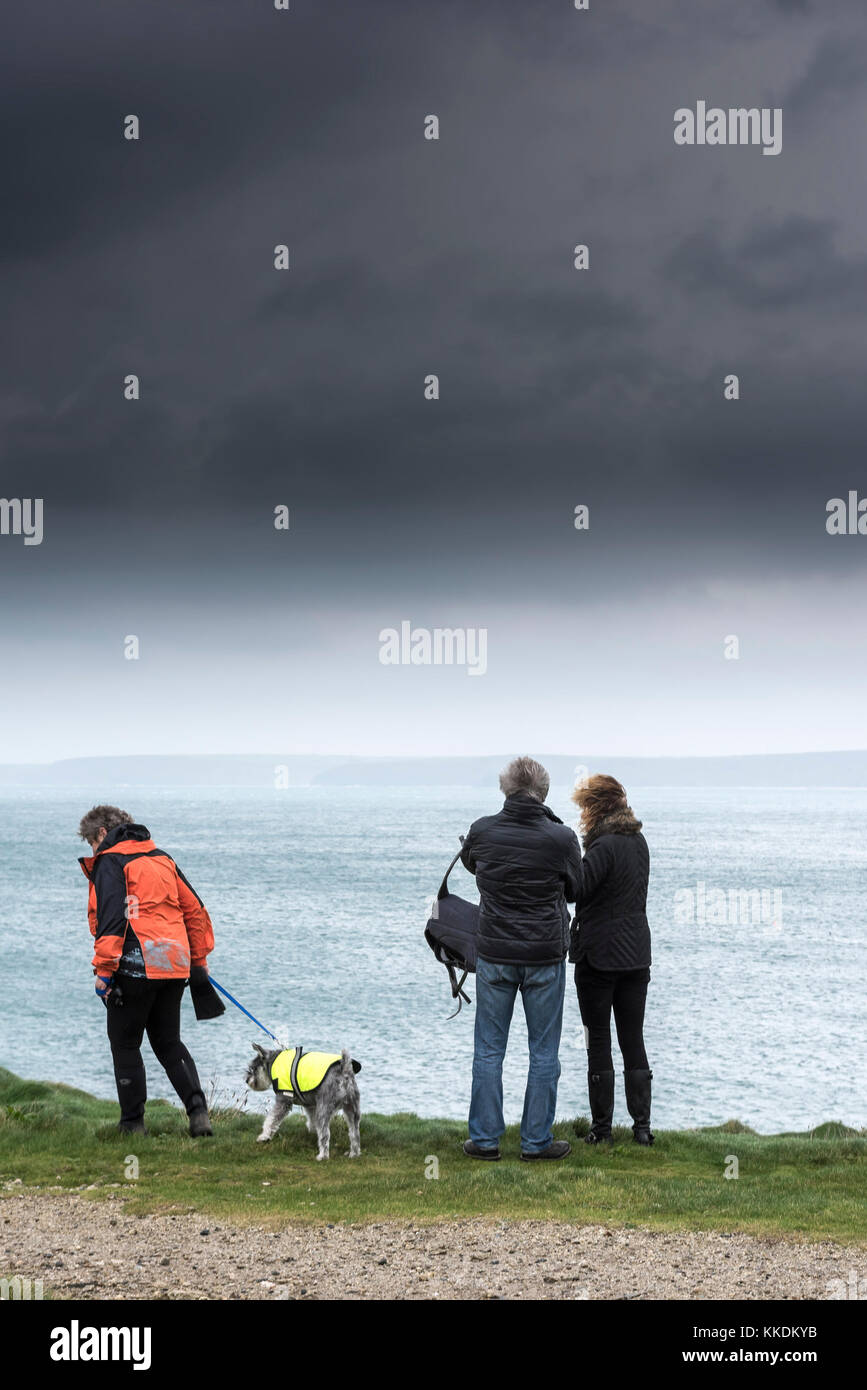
left=78, top=803, right=215, bottom=1136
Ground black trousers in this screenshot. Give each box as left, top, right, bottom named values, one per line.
left=105, top=975, right=206, bottom=1124
left=575, top=960, right=650, bottom=1073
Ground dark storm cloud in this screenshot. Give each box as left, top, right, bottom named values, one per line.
left=0, top=2, right=407, bottom=264
left=5, top=0, right=867, bottom=764
left=3, top=0, right=867, bottom=599
left=785, top=34, right=867, bottom=115
left=661, top=215, right=867, bottom=310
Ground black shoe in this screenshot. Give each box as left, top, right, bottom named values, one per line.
left=520, top=1140, right=571, bottom=1162
left=586, top=1068, right=615, bottom=1144
left=188, top=1107, right=213, bottom=1138
left=624, top=1068, right=654, bottom=1146
left=463, top=1139, right=501, bottom=1160
left=118, top=1119, right=147, bottom=1135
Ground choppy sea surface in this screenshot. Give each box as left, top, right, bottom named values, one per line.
left=1, top=786, right=864, bottom=1133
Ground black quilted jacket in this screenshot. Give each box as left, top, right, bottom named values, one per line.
left=460, top=792, right=583, bottom=966
left=569, top=810, right=651, bottom=971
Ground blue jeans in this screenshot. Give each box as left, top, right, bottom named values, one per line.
left=468, top=957, right=566, bottom=1154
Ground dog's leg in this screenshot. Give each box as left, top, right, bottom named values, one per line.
left=343, top=1097, right=361, bottom=1159
left=303, top=1105, right=316, bottom=1134
left=257, top=1093, right=292, bottom=1143
left=313, top=1096, right=332, bottom=1161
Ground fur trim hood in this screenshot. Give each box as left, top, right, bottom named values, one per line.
left=582, top=807, right=643, bottom=849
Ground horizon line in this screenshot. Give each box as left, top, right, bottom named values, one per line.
left=3, top=748, right=867, bottom=769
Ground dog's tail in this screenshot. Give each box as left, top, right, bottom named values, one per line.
left=341, top=1047, right=362, bottom=1076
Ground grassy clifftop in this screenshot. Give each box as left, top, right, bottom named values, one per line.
left=1, top=1069, right=864, bottom=1242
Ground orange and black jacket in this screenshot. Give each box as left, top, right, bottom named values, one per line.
left=80, top=823, right=214, bottom=980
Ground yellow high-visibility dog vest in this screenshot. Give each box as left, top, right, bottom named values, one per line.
left=270, top=1048, right=343, bottom=1104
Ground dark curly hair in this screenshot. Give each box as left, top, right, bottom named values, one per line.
left=77, top=804, right=133, bottom=843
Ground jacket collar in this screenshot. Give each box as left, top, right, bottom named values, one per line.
left=98, top=822, right=152, bottom=852
left=79, top=822, right=154, bottom=877
left=501, top=791, right=564, bottom=825
left=583, top=808, right=643, bottom=848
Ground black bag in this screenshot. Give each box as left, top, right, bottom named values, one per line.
left=424, top=845, right=480, bottom=1017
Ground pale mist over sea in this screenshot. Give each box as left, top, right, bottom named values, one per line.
left=0, top=784, right=864, bottom=1134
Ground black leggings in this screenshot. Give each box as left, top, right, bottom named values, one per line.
left=575, top=961, right=650, bottom=1073
left=105, top=975, right=206, bottom=1124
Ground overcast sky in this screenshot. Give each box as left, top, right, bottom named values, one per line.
left=2, top=0, right=866, bottom=761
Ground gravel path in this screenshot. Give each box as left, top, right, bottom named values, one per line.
left=2, top=1192, right=864, bottom=1300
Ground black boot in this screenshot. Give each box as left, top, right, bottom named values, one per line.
left=112, top=1059, right=147, bottom=1130
left=117, top=1118, right=148, bottom=1136
left=188, top=1105, right=213, bottom=1138
left=585, top=1069, right=615, bottom=1144
left=159, top=1047, right=207, bottom=1115
left=624, top=1067, right=654, bottom=1145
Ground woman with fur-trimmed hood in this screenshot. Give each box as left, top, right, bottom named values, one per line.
left=570, top=775, right=654, bottom=1146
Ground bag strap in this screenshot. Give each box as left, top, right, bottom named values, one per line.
left=445, top=963, right=472, bottom=1019
left=437, top=842, right=465, bottom=900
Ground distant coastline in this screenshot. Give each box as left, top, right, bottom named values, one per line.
left=1, top=751, right=866, bottom=788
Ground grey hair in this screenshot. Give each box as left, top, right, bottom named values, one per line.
left=499, top=756, right=550, bottom=802
left=77, top=804, right=134, bottom=842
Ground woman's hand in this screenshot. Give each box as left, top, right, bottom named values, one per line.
left=94, top=974, right=114, bottom=1003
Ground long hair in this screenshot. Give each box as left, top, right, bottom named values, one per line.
left=571, top=774, right=629, bottom=841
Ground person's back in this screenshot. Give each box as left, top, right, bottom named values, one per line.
left=459, top=757, right=582, bottom=1163
left=571, top=814, right=650, bottom=972
left=462, top=792, right=581, bottom=966
left=81, top=821, right=213, bottom=980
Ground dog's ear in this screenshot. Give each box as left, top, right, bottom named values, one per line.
left=253, top=1042, right=267, bottom=1057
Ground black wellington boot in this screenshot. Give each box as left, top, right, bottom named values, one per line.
left=585, top=1069, right=615, bottom=1144
left=160, top=1047, right=212, bottom=1135
left=624, top=1067, right=654, bottom=1145
left=188, top=1106, right=213, bottom=1138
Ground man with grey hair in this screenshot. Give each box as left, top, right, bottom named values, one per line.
left=459, top=756, right=583, bottom=1160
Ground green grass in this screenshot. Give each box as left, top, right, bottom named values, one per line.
left=1, top=1068, right=865, bottom=1243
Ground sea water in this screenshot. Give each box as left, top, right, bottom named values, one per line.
left=0, top=785, right=863, bottom=1133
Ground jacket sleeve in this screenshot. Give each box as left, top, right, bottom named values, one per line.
left=576, top=838, right=615, bottom=906
left=175, top=865, right=215, bottom=967
left=459, top=826, right=477, bottom=875
left=89, top=854, right=129, bottom=977
left=563, top=831, right=584, bottom=904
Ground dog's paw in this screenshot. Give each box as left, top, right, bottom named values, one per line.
left=256, top=1133, right=272, bottom=1143
left=316, top=1152, right=329, bottom=1162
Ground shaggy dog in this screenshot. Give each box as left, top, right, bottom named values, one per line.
left=244, top=1042, right=361, bottom=1160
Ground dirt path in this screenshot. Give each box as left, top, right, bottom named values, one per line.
left=2, top=1192, right=863, bottom=1300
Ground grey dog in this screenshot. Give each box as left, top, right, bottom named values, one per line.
left=244, top=1043, right=362, bottom=1160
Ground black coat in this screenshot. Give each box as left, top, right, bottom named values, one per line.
left=569, top=811, right=651, bottom=971
left=460, top=792, right=583, bottom=966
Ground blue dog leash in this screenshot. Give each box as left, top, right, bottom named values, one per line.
left=209, top=976, right=287, bottom=1050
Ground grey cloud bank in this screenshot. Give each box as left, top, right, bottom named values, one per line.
left=2, top=0, right=866, bottom=759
